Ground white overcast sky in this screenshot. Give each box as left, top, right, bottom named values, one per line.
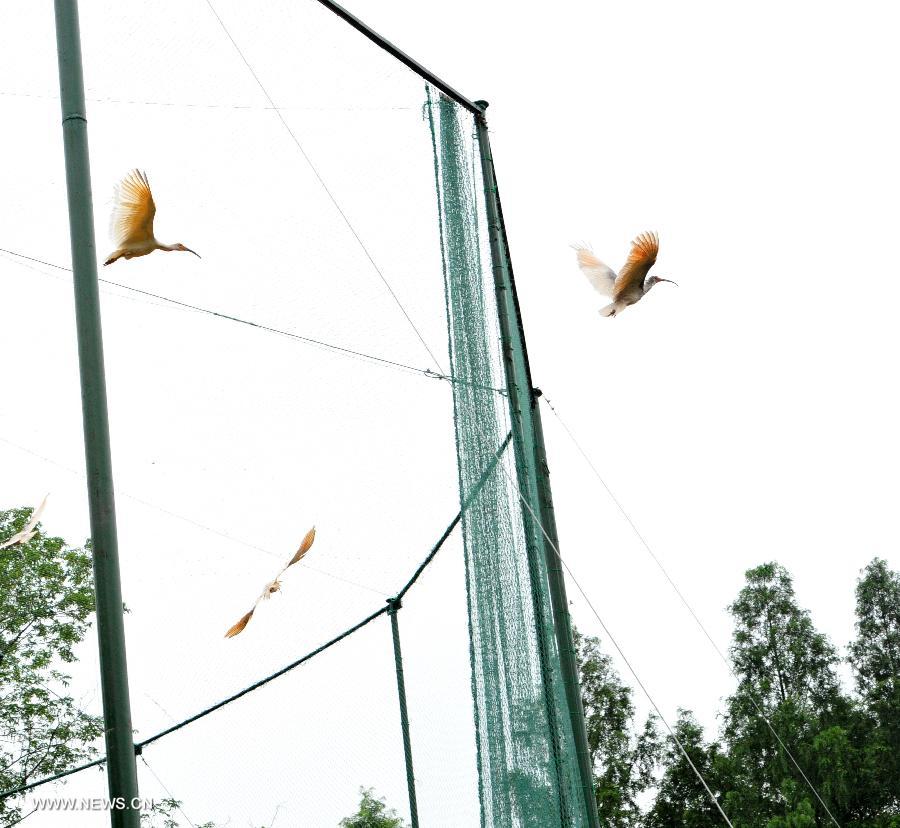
left=2, top=1, right=899, bottom=826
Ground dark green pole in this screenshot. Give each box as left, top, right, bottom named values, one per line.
left=387, top=598, right=419, bottom=828
left=531, top=394, right=599, bottom=825
left=53, top=3, right=140, bottom=826
left=473, top=101, right=600, bottom=828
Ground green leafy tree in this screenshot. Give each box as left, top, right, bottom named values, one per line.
left=644, top=709, right=729, bottom=828
left=848, top=558, right=900, bottom=823
left=849, top=559, right=900, bottom=700
left=339, top=787, right=407, bottom=828
left=574, top=629, right=660, bottom=826
left=722, top=563, right=854, bottom=826
left=766, top=787, right=816, bottom=828
left=0, top=503, right=103, bottom=824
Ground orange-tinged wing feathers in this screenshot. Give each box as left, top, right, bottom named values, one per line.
left=286, top=526, right=316, bottom=568
left=614, top=232, right=659, bottom=298
left=224, top=609, right=255, bottom=638
left=225, top=526, right=316, bottom=640
left=110, top=169, right=156, bottom=247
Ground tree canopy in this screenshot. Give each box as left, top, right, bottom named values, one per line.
left=574, top=558, right=900, bottom=827
left=0, top=503, right=103, bottom=825
left=338, top=787, right=407, bottom=828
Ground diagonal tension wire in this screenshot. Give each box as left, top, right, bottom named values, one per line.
left=499, top=463, right=735, bottom=828
left=202, top=0, right=446, bottom=375
left=540, top=396, right=842, bottom=828
left=139, top=756, right=198, bottom=828
left=0, top=434, right=390, bottom=599
left=0, top=246, right=419, bottom=376
left=0, top=246, right=502, bottom=394
left=0, top=434, right=511, bottom=802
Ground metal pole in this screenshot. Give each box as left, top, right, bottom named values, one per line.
left=53, top=3, right=140, bottom=826
left=532, top=394, right=599, bottom=825
left=313, top=0, right=479, bottom=115
left=473, top=101, right=600, bottom=828
left=387, top=598, right=419, bottom=828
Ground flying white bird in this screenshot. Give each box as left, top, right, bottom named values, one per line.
left=225, top=526, right=316, bottom=638
left=0, top=495, right=49, bottom=550
left=104, top=170, right=200, bottom=266
left=573, top=231, right=676, bottom=317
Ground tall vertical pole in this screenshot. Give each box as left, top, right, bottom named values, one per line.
left=531, top=396, right=599, bottom=825
left=53, top=3, right=140, bottom=826
left=473, top=101, right=600, bottom=828
left=387, top=598, right=419, bottom=828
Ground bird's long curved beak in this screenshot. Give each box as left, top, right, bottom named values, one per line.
left=659, top=278, right=678, bottom=286
left=186, top=247, right=201, bottom=258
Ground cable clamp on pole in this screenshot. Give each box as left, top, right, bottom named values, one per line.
left=386, top=596, right=402, bottom=615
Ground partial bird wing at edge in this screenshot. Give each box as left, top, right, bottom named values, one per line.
left=0, top=495, right=48, bottom=549
left=110, top=170, right=156, bottom=247
left=613, top=232, right=659, bottom=298
left=573, top=246, right=617, bottom=297
left=21, top=494, right=48, bottom=536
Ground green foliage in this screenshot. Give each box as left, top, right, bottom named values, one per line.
left=574, top=559, right=900, bottom=827
left=644, top=710, right=728, bottom=828
left=722, top=562, right=854, bottom=826
left=766, top=792, right=816, bottom=828
left=0, top=504, right=103, bottom=824
left=140, top=797, right=216, bottom=828
left=338, top=787, right=407, bottom=828
left=849, top=559, right=900, bottom=699
left=574, top=629, right=660, bottom=826
left=848, top=558, right=900, bottom=821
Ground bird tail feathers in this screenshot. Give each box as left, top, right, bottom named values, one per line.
left=599, top=302, right=618, bottom=317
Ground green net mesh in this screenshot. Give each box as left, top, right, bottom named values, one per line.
left=427, top=90, right=589, bottom=828
left=1, top=4, right=589, bottom=825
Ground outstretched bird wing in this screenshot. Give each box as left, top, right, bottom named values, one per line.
left=614, top=232, right=659, bottom=298
left=110, top=170, right=156, bottom=247
left=573, top=246, right=617, bottom=297
left=225, top=526, right=316, bottom=639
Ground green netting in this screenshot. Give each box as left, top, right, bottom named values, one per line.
left=427, top=90, right=589, bottom=828
left=1, top=4, right=593, bottom=825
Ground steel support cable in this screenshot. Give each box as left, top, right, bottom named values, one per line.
left=499, top=463, right=736, bottom=828
left=0, top=246, right=503, bottom=395
left=0, top=246, right=422, bottom=377
left=202, top=0, right=446, bottom=375
left=540, top=396, right=842, bottom=828
left=0, top=433, right=510, bottom=802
